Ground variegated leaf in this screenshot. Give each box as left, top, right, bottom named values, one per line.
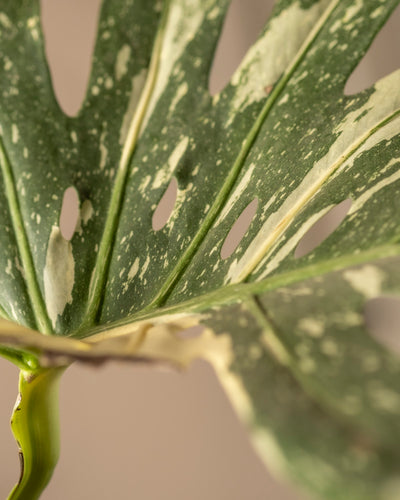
left=1, top=1, right=400, bottom=499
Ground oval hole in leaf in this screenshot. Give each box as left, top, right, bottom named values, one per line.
left=60, top=187, right=80, bottom=241
left=208, top=0, right=274, bottom=95
left=344, top=4, right=400, bottom=95
left=364, top=297, right=400, bottom=356
left=152, top=178, right=178, bottom=232
left=221, top=199, right=258, bottom=260
left=177, top=325, right=205, bottom=340
left=41, top=0, right=102, bottom=116
left=294, top=199, right=352, bottom=259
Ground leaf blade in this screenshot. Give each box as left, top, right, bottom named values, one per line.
left=1, top=2, right=400, bottom=498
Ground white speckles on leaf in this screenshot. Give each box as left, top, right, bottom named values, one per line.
left=227, top=1, right=329, bottom=123
left=299, top=357, right=316, bottom=373
left=329, top=19, right=342, bottom=34
left=215, top=163, right=256, bottom=227
left=370, top=6, right=385, bottom=19
left=27, top=16, right=40, bottom=41
left=349, top=160, right=400, bottom=214
left=0, top=12, right=12, bottom=29
left=3, top=56, right=12, bottom=71
left=335, top=71, right=400, bottom=142
left=5, top=259, right=12, bottom=276
left=128, top=257, right=140, bottom=280
left=80, top=200, right=94, bottom=225
left=0, top=6, right=399, bottom=497
left=343, top=266, right=385, bottom=299
left=152, top=136, right=189, bottom=189
left=228, top=70, right=400, bottom=284
left=248, top=342, right=263, bottom=360
left=139, top=175, right=151, bottom=194
left=115, top=44, right=131, bottom=81
left=139, top=255, right=150, bottom=281
left=142, top=0, right=206, bottom=128
left=44, top=226, right=75, bottom=328
left=11, top=124, right=19, bottom=144
left=207, top=6, right=220, bottom=21
left=279, top=93, right=289, bottom=105
left=368, top=384, right=400, bottom=413
left=320, top=339, right=339, bottom=357
left=154, top=0, right=163, bottom=13
left=298, top=317, right=324, bottom=338
left=227, top=202, right=325, bottom=284
left=169, top=81, right=188, bottom=113
left=104, top=76, right=114, bottom=89
left=99, top=129, right=108, bottom=170
left=343, top=0, right=363, bottom=23
left=119, top=69, right=148, bottom=145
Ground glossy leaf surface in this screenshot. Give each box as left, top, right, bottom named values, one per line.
left=1, top=1, right=400, bottom=499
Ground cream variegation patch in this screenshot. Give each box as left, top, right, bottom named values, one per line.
left=343, top=265, right=385, bottom=299
left=44, top=226, right=75, bottom=328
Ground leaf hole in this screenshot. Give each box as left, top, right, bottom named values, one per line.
left=177, top=325, right=205, bottom=340
left=60, top=186, right=80, bottom=241
left=208, top=0, right=274, bottom=95
left=364, top=297, right=400, bottom=356
left=40, top=0, right=102, bottom=116
left=152, top=178, right=178, bottom=232
left=344, top=4, right=400, bottom=95
left=221, top=198, right=258, bottom=260
left=294, top=199, right=352, bottom=259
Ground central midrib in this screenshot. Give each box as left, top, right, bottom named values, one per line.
left=0, top=137, right=53, bottom=335
left=81, top=1, right=171, bottom=329
left=77, top=242, right=400, bottom=341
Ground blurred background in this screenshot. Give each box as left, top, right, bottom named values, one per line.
left=0, top=1, right=399, bottom=498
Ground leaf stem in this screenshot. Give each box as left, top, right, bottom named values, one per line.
left=8, top=367, right=65, bottom=500
left=0, top=347, right=38, bottom=371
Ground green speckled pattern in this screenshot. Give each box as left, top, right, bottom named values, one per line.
left=1, top=1, right=400, bottom=499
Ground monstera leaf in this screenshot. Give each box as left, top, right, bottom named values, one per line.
left=1, top=0, right=400, bottom=498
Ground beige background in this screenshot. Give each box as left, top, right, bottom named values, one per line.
left=1, top=1, right=399, bottom=498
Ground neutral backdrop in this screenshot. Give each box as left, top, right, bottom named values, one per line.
left=0, top=1, right=399, bottom=499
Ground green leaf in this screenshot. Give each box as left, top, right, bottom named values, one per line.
left=1, top=1, right=400, bottom=499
